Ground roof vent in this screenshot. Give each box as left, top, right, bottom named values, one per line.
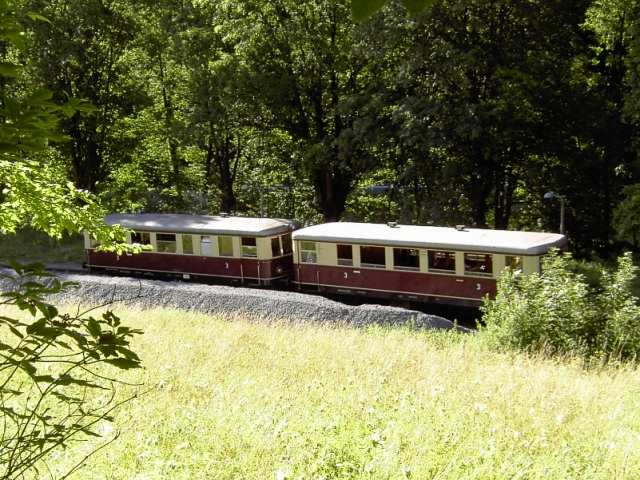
left=387, top=221, right=398, bottom=228
left=219, top=212, right=229, bottom=218
left=455, top=224, right=467, bottom=231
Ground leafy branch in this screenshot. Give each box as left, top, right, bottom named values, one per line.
left=0, top=263, right=143, bottom=480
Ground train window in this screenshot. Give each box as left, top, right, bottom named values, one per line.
left=428, top=250, right=456, bottom=273
left=464, top=253, right=493, bottom=276
left=300, top=241, right=317, bottom=263
left=156, top=233, right=177, bottom=253
left=271, top=237, right=282, bottom=257
left=242, top=237, right=257, bottom=257
left=218, top=236, right=234, bottom=257
left=360, top=246, right=386, bottom=269
left=394, top=248, right=420, bottom=271
left=337, top=244, right=353, bottom=266
left=182, top=235, right=194, bottom=255
left=505, top=255, right=522, bottom=272
left=131, top=231, right=151, bottom=245
left=282, top=234, right=293, bottom=254
left=200, top=236, right=213, bottom=256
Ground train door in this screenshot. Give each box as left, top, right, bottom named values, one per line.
left=337, top=243, right=362, bottom=291
left=297, top=240, right=319, bottom=288
left=200, top=236, right=213, bottom=256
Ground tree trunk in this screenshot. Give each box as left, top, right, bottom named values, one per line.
left=158, top=53, right=183, bottom=197
left=69, top=116, right=101, bottom=192
left=213, top=133, right=240, bottom=214
left=314, top=167, right=352, bottom=222
left=467, top=141, right=493, bottom=228
left=493, top=166, right=515, bottom=229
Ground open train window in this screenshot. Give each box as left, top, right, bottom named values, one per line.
left=242, top=237, right=257, bottom=257
left=182, top=234, right=194, bottom=255
left=337, top=244, right=353, bottom=266
left=300, top=241, right=317, bottom=263
left=156, top=233, right=177, bottom=253
left=394, top=248, right=419, bottom=271
left=428, top=250, right=455, bottom=273
left=505, top=255, right=522, bottom=272
left=464, top=253, right=493, bottom=276
left=218, top=236, right=234, bottom=257
left=360, top=246, right=385, bottom=269
left=271, top=237, right=282, bottom=257
left=131, top=231, right=151, bottom=245
left=282, top=234, right=293, bottom=254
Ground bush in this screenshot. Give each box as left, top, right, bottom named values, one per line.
left=481, top=250, right=640, bottom=361
left=1, top=263, right=142, bottom=479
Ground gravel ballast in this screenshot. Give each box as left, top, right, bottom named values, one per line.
left=0, top=268, right=462, bottom=330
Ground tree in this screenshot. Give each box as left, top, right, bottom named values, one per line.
left=236, top=0, right=388, bottom=221
left=613, top=183, right=640, bottom=249
left=391, top=0, right=592, bottom=228
left=350, top=0, right=433, bottom=20
left=178, top=1, right=253, bottom=213
left=26, top=0, right=142, bottom=192
left=1, top=3, right=142, bottom=477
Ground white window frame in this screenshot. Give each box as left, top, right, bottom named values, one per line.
left=300, top=241, right=317, bottom=264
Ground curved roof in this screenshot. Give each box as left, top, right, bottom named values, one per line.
left=105, top=214, right=294, bottom=237
left=292, top=222, right=567, bottom=255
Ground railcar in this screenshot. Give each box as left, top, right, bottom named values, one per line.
left=84, top=214, right=295, bottom=286
left=292, top=222, right=566, bottom=307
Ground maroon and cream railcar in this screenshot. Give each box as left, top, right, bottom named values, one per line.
left=85, top=214, right=295, bottom=286
left=292, top=222, right=566, bottom=306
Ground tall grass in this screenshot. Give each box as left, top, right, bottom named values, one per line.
left=18, top=306, right=638, bottom=480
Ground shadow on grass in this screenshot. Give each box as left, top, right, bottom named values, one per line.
left=0, top=229, right=84, bottom=264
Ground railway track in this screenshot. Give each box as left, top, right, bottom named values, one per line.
left=1, top=263, right=467, bottom=331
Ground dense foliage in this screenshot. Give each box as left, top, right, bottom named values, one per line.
left=482, top=251, right=640, bottom=361
left=1, top=2, right=142, bottom=478
left=0, top=0, right=634, bottom=256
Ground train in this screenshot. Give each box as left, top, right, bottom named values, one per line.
left=84, top=213, right=567, bottom=307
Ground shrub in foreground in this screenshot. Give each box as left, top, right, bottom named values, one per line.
left=0, top=263, right=142, bottom=479
left=481, top=250, right=640, bottom=361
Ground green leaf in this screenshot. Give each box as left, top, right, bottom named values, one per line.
left=351, top=0, right=387, bottom=21
left=0, top=62, right=19, bottom=78
left=26, top=318, right=46, bottom=335
left=87, top=318, right=101, bottom=338
left=104, top=357, right=141, bottom=369
left=26, top=11, right=53, bottom=25
left=55, top=374, right=104, bottom=389
left=401, top=0, right=434, bottom=15
left=19, top=360, right=37, bottom=375
left=9, top=325, right=24, bottom=339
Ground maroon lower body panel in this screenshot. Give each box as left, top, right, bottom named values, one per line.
left=87, top=250, right=292, bottom=285
left=294, top=264, right=496, bottom=306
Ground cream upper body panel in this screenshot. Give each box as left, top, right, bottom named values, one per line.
left=292, top=222, right=566, bottom=256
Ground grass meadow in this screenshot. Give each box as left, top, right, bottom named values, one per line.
left=8, top=306, right=636, bottom=480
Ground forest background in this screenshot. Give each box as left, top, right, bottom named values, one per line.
left=4, top=0, right=640, bottom=257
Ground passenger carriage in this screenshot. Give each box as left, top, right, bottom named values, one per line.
left=292, top=222, right=566, bottom=307
left=85, top=214, right=295, bottom=286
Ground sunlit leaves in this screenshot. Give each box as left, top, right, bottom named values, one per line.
left=351, top=0, right=433, bottom=20
left=0, top=5, right=144, bottom=478
left=1, top=264, right=143, bottom=479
